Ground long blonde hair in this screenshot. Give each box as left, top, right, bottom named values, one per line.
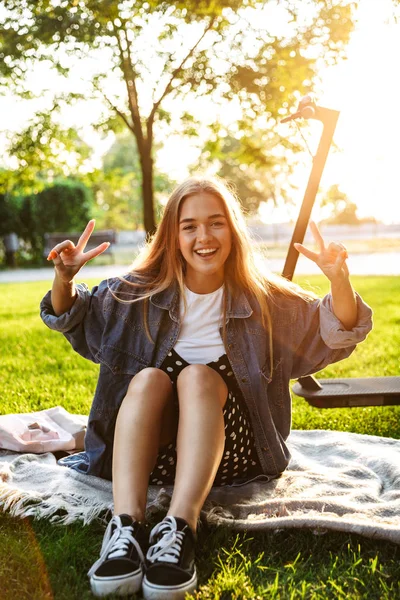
left=111, top=176, right=315, bottom=372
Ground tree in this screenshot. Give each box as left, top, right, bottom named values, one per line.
left=1, top=0, right=356, bottom=233
left=0, top=106, right=92, bottom=196
left=90, top=133, right=173, bottom=230
left=320, top=183, right=372, bottom=225
left=197, top=130, right=302, bottom=214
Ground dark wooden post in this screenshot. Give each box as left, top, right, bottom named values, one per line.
left=282, top=106, right=340, bottom=281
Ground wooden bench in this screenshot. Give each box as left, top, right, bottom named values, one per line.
left=44, top=230, right=117, bottom=262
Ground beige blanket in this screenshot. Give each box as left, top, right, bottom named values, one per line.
left=1, top=429, right=399, bottom=544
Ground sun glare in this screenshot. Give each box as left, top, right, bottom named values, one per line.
left=316, top=0, right=400, bottom=224
left=158, top=0, right=400, bottom=224
left=0, top=1, right=399, bottom=223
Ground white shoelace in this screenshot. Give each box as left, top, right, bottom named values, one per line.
left=146, top=516, right=185, bottom=565
left=88, top=516, right=145, bottom=577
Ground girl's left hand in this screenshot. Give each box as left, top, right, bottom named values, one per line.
left=294, top=221, right=349, bottom=282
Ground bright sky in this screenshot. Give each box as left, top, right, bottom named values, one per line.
left=310, top=0, right=400, bottom=224
left=0, top=0, right=399, bottom=223
left=150, top=0, right=400, bottom=225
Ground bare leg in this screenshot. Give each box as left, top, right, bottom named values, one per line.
left=112, top=367, right=177, bottom=520
left=167, top=364, right=227, bottom=531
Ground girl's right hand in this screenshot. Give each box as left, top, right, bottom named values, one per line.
left=47, top=220, right=110, bottom=283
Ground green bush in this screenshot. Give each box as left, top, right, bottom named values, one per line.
left=19, top=179, right=93, bottom=262
left=0, top=194, right=20, bottom=237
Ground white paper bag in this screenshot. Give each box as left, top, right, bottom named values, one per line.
left=0, top=406, right=87, bottom=453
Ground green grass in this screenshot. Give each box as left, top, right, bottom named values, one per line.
left=1, top=276, right=400, bottom=599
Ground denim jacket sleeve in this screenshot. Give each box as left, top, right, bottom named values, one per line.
left=40, top=280, right=110, bottom=363
left=280, top=292, right=373, bottom=379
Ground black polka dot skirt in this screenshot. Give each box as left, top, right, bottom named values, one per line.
left=149, top=348, right=262, bottom=487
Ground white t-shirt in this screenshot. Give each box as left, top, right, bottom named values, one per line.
left=173, top=285, right=225, bottom=364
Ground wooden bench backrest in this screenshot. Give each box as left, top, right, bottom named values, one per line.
left=43, top=230, right=116, bottom=256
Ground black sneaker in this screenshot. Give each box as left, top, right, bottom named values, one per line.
left=88, top=514, right=146, bottom=597
left=142, top=516, right=197, bottom=600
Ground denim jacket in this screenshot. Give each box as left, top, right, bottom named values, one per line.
left=40, top=276, right=372, bottom=481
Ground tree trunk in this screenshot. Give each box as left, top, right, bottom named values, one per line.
left=140, top=146, right=156, bottom=235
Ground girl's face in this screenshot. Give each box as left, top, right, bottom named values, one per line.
left=178, top=192, right=232, bottom=293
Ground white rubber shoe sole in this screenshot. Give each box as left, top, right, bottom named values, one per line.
left=90, top=569, right=143, bottom=597
left=142, top=570, right=197, bottom=600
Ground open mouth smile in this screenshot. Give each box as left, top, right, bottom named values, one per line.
left=195, top=248, right=218, bottom=257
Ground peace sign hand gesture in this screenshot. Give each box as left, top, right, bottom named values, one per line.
left=294, top=221, right=349, bottom=283
left=47, top=220, right=110, bottom=283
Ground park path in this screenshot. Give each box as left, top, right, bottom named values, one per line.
left=0, top=252, right=399, bottom=283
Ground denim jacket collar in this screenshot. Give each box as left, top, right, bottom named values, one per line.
left=150, top=282, right=253, bottom=321
left=150, top=284, right=180, bottom=322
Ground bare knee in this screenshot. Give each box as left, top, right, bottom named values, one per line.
left=117, top=368, right=176, bottom=444
left=177, top=364, right=228, bottom=408
left=125, top=367, right=172, bottom=401
left=177, top=364, right=224, bottom=389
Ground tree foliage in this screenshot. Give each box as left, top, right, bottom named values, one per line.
left=89, top=134, right=173, bottom=230
left=0, top=105, right=91, bottom=197
left=1, top=0, right=357, bottom=232
left=320, top=183, right=376, bottom=224
left=197, top=127, right=303, bottom=214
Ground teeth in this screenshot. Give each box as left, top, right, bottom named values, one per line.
left=196, top=249, right=217, bottom=255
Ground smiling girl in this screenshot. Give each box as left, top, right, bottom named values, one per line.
left=41, top=176, right=372, bottom=599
